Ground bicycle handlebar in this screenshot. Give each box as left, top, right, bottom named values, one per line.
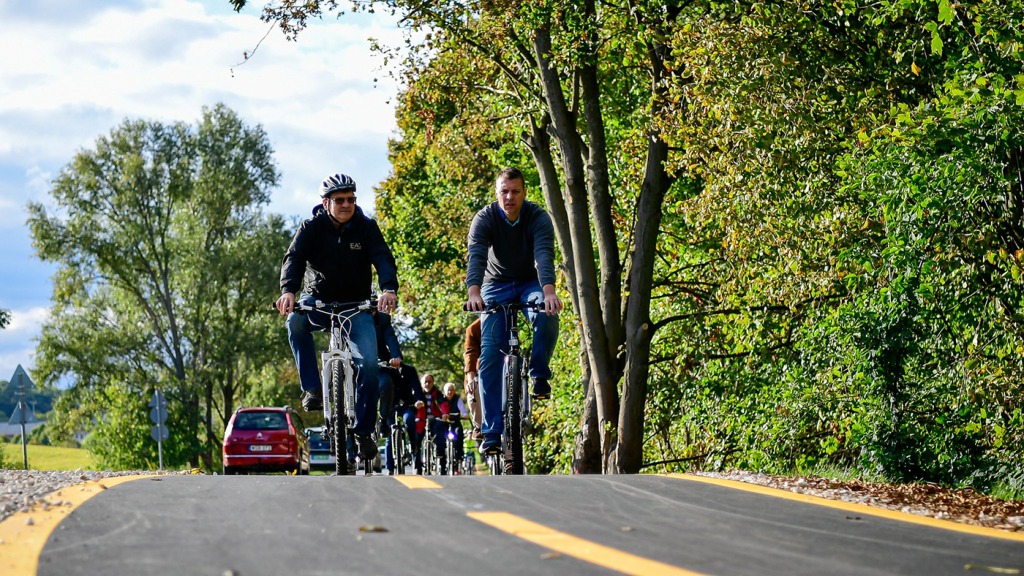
left=462, top=301, right=546, bottom=314
left=293, top=299, right=377, bottom=315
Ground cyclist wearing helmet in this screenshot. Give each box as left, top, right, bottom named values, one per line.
left=275, top=173, right=399, bottom=463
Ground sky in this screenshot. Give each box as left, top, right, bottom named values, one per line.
left=0, top=0, right=405, bottom=387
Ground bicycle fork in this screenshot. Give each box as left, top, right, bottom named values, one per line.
left=321, top=343, right=357, bottom=427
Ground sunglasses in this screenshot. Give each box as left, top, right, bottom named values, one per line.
left=329, top=196, right=356, bottom=206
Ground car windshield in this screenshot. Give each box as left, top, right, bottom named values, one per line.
left=233, top=411, right=288, bottom=431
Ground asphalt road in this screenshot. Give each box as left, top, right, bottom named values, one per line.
left=12, top=473, right=1024, bottom=575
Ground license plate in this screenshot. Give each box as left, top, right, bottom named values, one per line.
left=249, top=445, right=272, bottom=452
left=312, top=454, right=330, bottom=461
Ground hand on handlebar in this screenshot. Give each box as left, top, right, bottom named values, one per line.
left=542, top=284, right=563, bottom=316
left=275, top=292, right=295, bottom=316
left=465, top=285, right=484, bottom=312
left=377, top=290, right=398, bottom=314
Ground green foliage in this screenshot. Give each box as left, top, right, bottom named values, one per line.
left=28, top=103, right=292, bottom=471
left=645, top=0, right=1024, bottom=492
left=230, top=0, right=1024, bottom=492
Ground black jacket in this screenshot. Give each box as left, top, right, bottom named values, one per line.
left=280, top=205, right=398, bottom=302
left=375, top=311, right=402, bottom=363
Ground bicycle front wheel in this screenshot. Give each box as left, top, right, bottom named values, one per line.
left=391, top=424, right=405, bottom=475
left=503, top=354, right=525, bottom=475
left=424, top=436, right=436, bottom=475
left=330, top=361, right=350, bottom=476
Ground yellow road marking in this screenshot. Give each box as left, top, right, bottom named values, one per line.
left=665, top=473, right=1024, bottom=543
left=393, top=475, right=442, bottom=489
left=468, top=511, right=707, bottom=576
left=0, top=475, right=149, bottom=576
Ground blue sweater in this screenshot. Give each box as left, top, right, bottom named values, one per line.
left=465, top=201, right=556, bottom=288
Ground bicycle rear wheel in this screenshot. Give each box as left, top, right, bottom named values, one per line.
left=330, top=361, right=350, bottom=476
left=503, top=354, right=525, bottom=475
left=486, top=452, right=503, bottom=475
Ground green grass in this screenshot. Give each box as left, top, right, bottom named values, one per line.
left=2, top=443, right=96, bottom=471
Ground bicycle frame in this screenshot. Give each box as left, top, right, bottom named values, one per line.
left=474, top=301, right=543, bottom=476
left=441, top=418, right=464, bottom=475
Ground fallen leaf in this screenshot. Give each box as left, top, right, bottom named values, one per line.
left=358, top=525, right=389, bottom=533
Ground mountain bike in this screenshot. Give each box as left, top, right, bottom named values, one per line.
left=440, top=417, right=464, bottom=475
left=461, top=426, right=476, bottom=476
left=294, top=298, right=376, bottom=476
left=469, top=301, right=544, bottom=475
left=385, top=398, right=413, bottom=475
left=422, top=415, right=439, bottom=475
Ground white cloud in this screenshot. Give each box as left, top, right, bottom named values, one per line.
left=0, top=307, right=49, bottom=382
left=0, top=0, right=406, bottom=382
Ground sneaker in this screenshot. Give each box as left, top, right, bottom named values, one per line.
left=478, top=435, right=501, bottom=455
left=531, top=378, right=551, bottom=400
left=301, top=390, right=323, bottom=411
left=345, top=460, right=357, bottom=475
left=355, top=434, right=378, bottom=460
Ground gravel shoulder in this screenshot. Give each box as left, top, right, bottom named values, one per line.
left=696, top=470, right=1024, bottom=532
left=0, top=469, right=188, bottom=523
left=3, top=468, right=1023, bottom=533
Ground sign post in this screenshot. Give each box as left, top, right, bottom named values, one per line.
left=149, top=389, right=168, bottom=471
left=9, top=365, right=34, bottom=470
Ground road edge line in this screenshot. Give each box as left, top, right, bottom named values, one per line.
left=0, top=474, right=151, bottom=576
left=663, top=473, right=1024, bottom=543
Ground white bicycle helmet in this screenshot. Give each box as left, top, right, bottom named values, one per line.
left=319, top=173, right=356, bottom=198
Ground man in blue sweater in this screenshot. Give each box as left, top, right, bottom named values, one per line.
left=464, top=167, right=562, bottom=455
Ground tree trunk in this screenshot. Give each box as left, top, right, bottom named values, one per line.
left=533, top=24, right=620, bottom=471
left=525, top=120, right=603, bottom=473
left=617, top=137, right=672, bottom=473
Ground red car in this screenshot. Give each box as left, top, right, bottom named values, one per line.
left=222, top=406, right=311, bottom=475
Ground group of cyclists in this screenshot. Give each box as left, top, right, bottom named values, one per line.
left=273, top=167, right=562, bottom=473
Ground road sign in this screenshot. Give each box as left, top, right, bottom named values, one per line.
left=9, top=365, right=34, bottom=471
left=8, top=403, right=22, bottom=425
left=151, top=424, right=169, bottom=442
left=150, top=406, right=168, bottom=424
left=10, top=364, right=34, bottom=390
left=149, top=389, right=167, bottom=408
left=150, top=389, right=168, bottom=470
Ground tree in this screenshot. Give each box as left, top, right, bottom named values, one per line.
left=232, top=0, right=692, bottom=474
left=230, top=0, right=1024, bottom=490
left=27, top=103, right=291, bottom=470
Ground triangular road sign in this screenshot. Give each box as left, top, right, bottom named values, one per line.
left=10, top=364, right=34, bottom=390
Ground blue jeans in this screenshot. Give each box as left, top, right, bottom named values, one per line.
left=286, top=294, right=380, bottom=436
left=378, top=369, right=396, bottom=433
left=478, top=280, right=559, bottom=443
